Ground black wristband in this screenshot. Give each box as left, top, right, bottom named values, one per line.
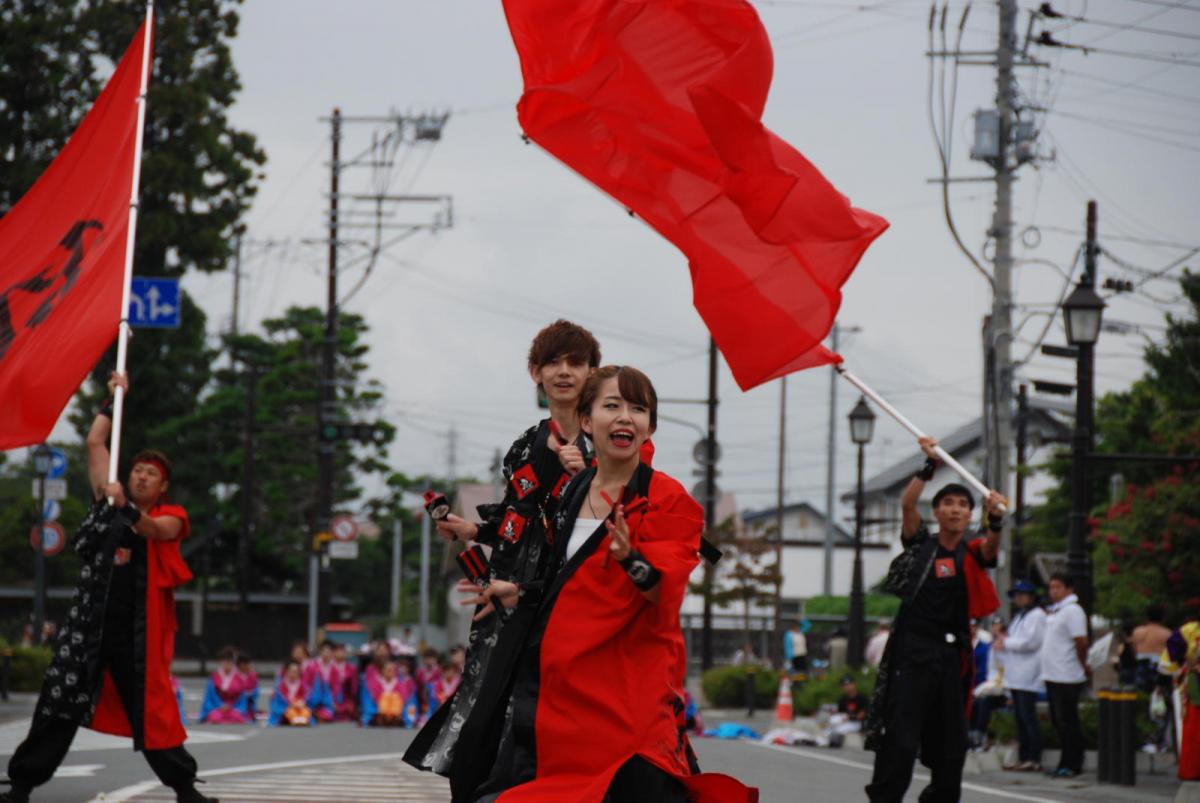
left=987, top=514, right=1004, bottom=532
left=915, top=457, right=936, bottom=481
left=98, top=397, right=114, bottom=419
left=618, top=549, right=662, bottom=592
left=122, top=501, right=141, bottom=525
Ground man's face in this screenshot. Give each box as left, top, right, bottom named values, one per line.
left=842, top=680, right=857, bottom=696
left=531, top=355, right=591, bottom=407
left=1013, top=591, right=1034, bottom=608
left=932, top=493, right=972, bottom=534
left=1048, top=579, right=1068, bottom=603
left=128, top=461, right=168, bottom=507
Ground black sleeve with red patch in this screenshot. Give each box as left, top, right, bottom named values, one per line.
left=474, top=424, right=539, bottom=546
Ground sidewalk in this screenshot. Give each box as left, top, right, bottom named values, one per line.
left=699, top=707, right=1184, bottom=802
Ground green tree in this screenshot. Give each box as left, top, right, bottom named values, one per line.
left=1022, top=272, right=1200, bottom=621
left=186, top=307, right=395, bottom=599
left=692, top=515, right=781, bottom=662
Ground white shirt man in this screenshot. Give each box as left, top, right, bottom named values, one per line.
left=1042, top=590, right=1088, bottom=684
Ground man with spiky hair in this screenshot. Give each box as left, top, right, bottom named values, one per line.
left=3, top=373, right=215, bottom=803
left=404, top=320, right=601, bottom=801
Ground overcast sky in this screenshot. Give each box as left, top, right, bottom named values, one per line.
left=148, top=0, right=1200, bottom=519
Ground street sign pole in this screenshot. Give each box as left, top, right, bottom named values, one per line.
left=34, top=476, right=46, bottom=639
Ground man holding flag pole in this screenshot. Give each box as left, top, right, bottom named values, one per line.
left=0, top=3, right=216, bottom=801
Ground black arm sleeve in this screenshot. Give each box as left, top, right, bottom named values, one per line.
left=475, top=425, right=538, bottom=546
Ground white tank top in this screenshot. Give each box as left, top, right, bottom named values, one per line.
left=566, top=518, right=604, bottom=561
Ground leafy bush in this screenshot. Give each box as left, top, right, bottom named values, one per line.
left=983, top=695, right=1157, bottom=750
left=2, top=644, right=51, bottom=692
left=793, top=666, right=876, bottom=715
left=701, top=665, right=779, bottom=708
left=804, top=595, right=900, bottom=619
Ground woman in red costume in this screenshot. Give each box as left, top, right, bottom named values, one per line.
left=3, top=372, right=213, bottom=803
left=466, top=365, right=756, bottom=803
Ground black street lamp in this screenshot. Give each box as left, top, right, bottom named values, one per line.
left=1064, top=203, right=1106, bottom=615
left=31, top=444, right=53, bottom=640
left=847, top=396, right=875, bottom=668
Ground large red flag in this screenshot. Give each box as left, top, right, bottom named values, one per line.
left=0, top=22, right=151, bottom=449
left=502, top=0, right=888, bottom=390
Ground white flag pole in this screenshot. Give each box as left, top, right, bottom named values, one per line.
left=107, top=1, right=155, bottom=485
left=835, top=364, right=1006, bottom=513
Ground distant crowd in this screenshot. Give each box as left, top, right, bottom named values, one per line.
left=193, top=636, right=465, bottom=729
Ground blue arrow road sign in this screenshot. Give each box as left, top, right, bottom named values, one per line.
left=43, top=500, right=61, bottom=522
left=47, top=447, right=67, bottom=479
left=128, top=277, right=181, bottom=329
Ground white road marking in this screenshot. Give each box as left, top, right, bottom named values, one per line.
left=0, top=721, right=245, bottom=756
left=53, top=763, right=105, bottom=778
left=94, top=752, right=450, bottom=803
left=749, top=741, right=1067, bottom=803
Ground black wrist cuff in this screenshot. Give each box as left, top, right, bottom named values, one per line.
left=98, top=397, right=114, bottom=419
left=987, top=514, right=1004, bottom=532
left=915, top=457, right=936, bottom=481
left=618, top=549, right=661, bottom=592
left=122, top=501, right=141, bottom=525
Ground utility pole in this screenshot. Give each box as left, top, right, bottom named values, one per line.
left=419, top=510, right=431, bottom=646
left=700, top=338, right=719, bottom=670
left=239, top=362, right=257, bottom=609
left=823, top=324, right=840, bottom=596
left=308, top=109, right=453, bottom=645
left=1014, top=383, right=1028, bottom=582
left=391, top=518, right=402, bottom=620
left=231, top=229, right=242, bottom=338
left=773, top=376, right=786, bottom=667
left=313, top=107, right=342, bottom=638
left=989, top=0, right=1019, bottom=602
left=447, top=425, right=458, bottom=481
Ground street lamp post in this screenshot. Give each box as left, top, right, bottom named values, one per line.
left=1063, top=201, right=1105, bottom=615
left=847, top=396, right=875, bottom=669
left=31, top=444, right=53, bottom=640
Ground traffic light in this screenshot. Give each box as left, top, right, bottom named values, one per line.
left=318, top=420, right=389, bottom=444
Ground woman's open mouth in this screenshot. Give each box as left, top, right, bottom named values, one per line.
left=610, top=430, right=635, bottom=448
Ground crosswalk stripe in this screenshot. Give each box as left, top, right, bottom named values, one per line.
left=117, top=757, right=449, bottom=802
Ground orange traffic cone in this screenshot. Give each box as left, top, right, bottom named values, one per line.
left=774, top=673, right=793, bottom=721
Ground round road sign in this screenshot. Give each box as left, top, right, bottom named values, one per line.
left=330, top=515, right=359, bottom=542
left=30, top=522, right=66, bottom=556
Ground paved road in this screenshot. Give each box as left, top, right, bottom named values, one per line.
left=0, top=718, right=1183, bottom=802
left=0, top=684, right=1183, bottom=802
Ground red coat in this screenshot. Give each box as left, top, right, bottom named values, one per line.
left=90, top=502, right=192, bottom=750
left=499, top=469, right=756, bottom=802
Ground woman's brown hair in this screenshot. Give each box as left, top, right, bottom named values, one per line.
left=578, top=365, right=658, bottom=429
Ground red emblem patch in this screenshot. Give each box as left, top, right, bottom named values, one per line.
left=114, top=547, right=132, bottom=566
left=549, top=473, right=569, bottom=500
left=498, top=510, right=526, bottom=543
left=510, top=464, right=540, bottom=500
left=934, top=557, right=957, bottom=578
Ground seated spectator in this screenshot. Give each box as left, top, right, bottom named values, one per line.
left=281, top=639, right=312, bottom=681
left=396, top=626, right=418, bottom=657
left=833, top=675, right=870, bottom=733
left=303, top=640, right=338, bottom=722
left=236, top=652, right=259, bottom=721
left=268, top=659, right=331, bottom=726
left=434, top=659, right=461, bottom=706
left=172, top=675, right=187, bottom=725
left=414, top=647, right=441, bottom=687
left=200, top=646, right=252, bottom=724
left=329, top=642, right=358, bottom=721
left=683, top=689, right=704, bottom=735
left=364, top=640, right=394, bottom=687
left=361, top=660, right=418, bottom=727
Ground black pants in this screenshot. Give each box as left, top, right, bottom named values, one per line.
left=1046, top=681, right=1085, bottom=773
left=604, top=755, right=688, bottom=803
left=1011, top=689, right=1042, bottom=764
left=867, top=643, right=966, bottom=803
left=6, top=614, right=197, bottom=793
